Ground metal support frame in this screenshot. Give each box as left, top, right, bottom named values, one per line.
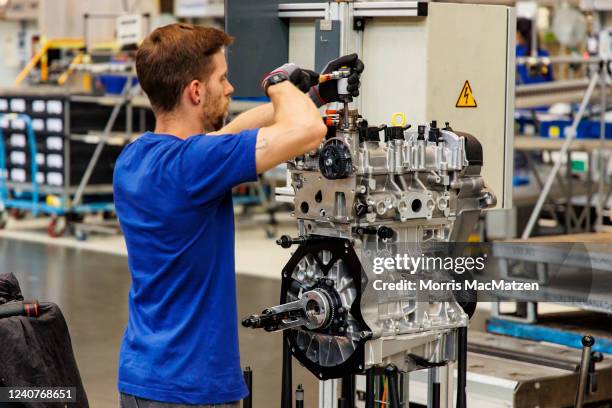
left=282, top=332, right=293, bottom=408
left=575, top=336, right=595, bottom=408
left=427, top=367, right=442, bottom=408
left=319, top=379, right=338, bottom=408
left=72, top=77, right=135, bottom=207
left=339, top=375, right=355, bottom=407
left=522, top=72, right=601, bottom=239
left=243, top=367, right=253, bottom=408
left=517, top=139, right=604, bottom=235
left=365, top=370, right=375, bottom=408
left=596, top=66, right=608, bottom=230
left=522, top=151, right=564, bottom=226
left=63, top=97, right=71, bottom=205
left=0, top=114, right=39, bottom=214
left=353, top=1, right=424, bottom=17
left=278, top=3, right=327, bottom=18
left=386, top=365, right=401, bottom=408
left=278, top=5, right=440, bottom=407
left=426, top=364, right=454, bottom=408
left=491, top=300, right=538, bottom=324
left=278, top=1, right=425, bottom=19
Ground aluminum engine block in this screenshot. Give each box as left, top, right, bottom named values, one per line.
left=244, top=108, right=495, bottom=380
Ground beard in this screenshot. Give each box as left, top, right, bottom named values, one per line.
left=210, top=111, right=225, bottom=131
left=202, top=88, right=229, bottom=132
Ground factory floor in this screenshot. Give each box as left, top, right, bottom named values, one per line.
left=0, top=215, right=570, bottom=407
left=0, top=214, right=293, bottom=279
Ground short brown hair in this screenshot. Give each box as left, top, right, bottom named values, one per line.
left=136, top=24, right=234, bottom=113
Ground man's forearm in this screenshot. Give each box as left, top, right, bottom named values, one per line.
left=217, top=103, right=274, bottom=134
left=254, top=81, right=326, bottom=173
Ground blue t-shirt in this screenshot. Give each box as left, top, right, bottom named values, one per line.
left=113, top=129, right=259, bottom=404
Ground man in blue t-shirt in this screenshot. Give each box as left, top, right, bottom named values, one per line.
left=113, top=23, right=363, bottom=407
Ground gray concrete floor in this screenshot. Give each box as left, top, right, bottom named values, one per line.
left=0, top=238, right=318, bottom=408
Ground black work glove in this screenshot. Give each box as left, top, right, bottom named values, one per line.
left=261, top=63, right=319, bottom=95
left=308, top=53, right=364, bottom=107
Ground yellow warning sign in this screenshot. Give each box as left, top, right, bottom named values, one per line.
left=455, top=80, right=477, bottom=108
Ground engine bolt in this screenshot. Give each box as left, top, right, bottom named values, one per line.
left=360, top=331, right=373, bottom=339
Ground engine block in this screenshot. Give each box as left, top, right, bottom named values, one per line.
left=244, top=105, right=495, bottom=380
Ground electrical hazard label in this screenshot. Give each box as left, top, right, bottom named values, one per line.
left=456, top=81, right=477, bottom=108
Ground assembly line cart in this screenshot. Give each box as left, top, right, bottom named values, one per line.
left=0, top=72, right=146, bottom=238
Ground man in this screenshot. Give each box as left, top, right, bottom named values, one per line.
left=516, top=17, right=553, bottom=85
left=113, top=23, right=363, bottom=407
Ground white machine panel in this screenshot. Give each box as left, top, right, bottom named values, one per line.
left=287, top=2, right=515, bottom=209
left=360, top=3, right=515, bottom=209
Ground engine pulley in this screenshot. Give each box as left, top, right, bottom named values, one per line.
left=319, top=139, right=352, bottom=180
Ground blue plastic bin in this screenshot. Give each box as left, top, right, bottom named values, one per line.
left=98, top=75, right=139, bottom=95
left=539, top=119, right=612, bottom=139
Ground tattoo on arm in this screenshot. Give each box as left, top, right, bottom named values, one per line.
left=256, top=137, right=268, bottom=150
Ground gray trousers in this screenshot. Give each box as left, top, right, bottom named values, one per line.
left=120, top=393, right=240, bottom=408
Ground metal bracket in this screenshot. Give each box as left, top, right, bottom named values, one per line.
left=353, top=1, right=426, bottom=17
left=278, top=3, right=327, bottom=18
left=279, top=1, right=428, bottom=19
left=353, top=17, right=365, bottom=31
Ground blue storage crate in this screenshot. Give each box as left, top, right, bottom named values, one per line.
left=539, top=118, right=612, bottom=139
left=515, top=116, right=535, bottom=134
left=98, top=75, right=139, bottom=95
left=515, top=110, right=536, bottom=135
left=582, top=120, right=612, bottom=139
left=513, top=175, right=530, bottom=187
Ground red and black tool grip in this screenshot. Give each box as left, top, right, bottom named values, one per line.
left=0, top=300, right=40, bottom=319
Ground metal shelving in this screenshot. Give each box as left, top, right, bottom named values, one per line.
left=0, top=75, right=141, bottom=236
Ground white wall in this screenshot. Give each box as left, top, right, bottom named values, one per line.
left=0, top=19, right=37, bottom=87
left=38, top=0, right=158, bottom=47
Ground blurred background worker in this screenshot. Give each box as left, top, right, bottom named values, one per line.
left=516, top=17, right=554, bottom=85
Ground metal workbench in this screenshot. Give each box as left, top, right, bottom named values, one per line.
left=354, top=331, right=612, bottom=407
left=489, top=232, right=612, bottom=326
